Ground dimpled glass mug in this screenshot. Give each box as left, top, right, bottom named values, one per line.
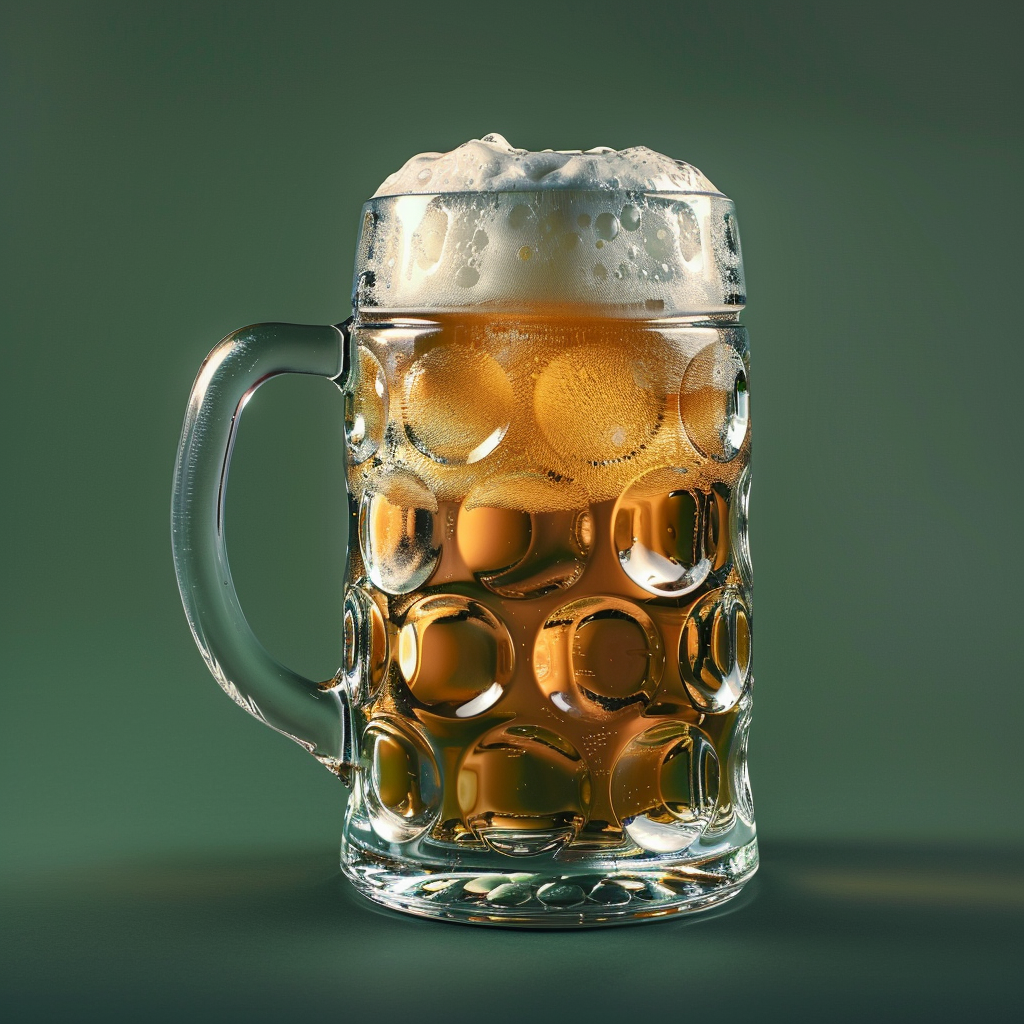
left=171, top=135, right=756, bottom=926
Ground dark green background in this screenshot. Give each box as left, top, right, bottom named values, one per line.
left=2, top=1, right=1022, bottom=1018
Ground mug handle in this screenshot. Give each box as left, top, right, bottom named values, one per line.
left=171, top=321, right=354, bottom=780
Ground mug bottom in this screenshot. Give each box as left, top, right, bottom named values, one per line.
left=341, top=836, right=758, bottom=928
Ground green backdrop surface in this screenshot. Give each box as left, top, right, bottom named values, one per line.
left=1, top=0, right=1021, bottom=898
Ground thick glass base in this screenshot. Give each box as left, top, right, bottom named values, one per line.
left=342, top=836, right=758, bottom=928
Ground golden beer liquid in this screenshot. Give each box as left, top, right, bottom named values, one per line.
left=343, top=311, right=752, bottom=859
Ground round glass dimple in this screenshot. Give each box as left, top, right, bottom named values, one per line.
left=680, top=587, right=751, bottom=715
left=362, top=717, right=441, bottom=844
left=457, top=723, right=591, bottom=857
left=572, top=613, right=650, bottom=703
left=680, top=343, right=749, bottom=462
left=358, top=470, right=441, bottom=595
left=732, top=695, right=755, bottom=826
left=404, top=346, right=513, bottom=465
left=533, top=596, right=664, bottom=716
left=458, top=475, right=593, bottom=599
left=342, top=585, right=389, bottom=703
left=731, top=464, right=753, bottom=593
left=485, top=883, right=532, bottom=907
left=723, top=211, right=741, bottom=256
left=533, top=342, right=663, bottom=466
left=344, top=347, right=388, bottom=464
left=613, top=467, right=723, bottom=597
left=397, top=595, right=513, bottom=718
left=610, top=722, right=720, bottom=853
left=457, top=505, right=532, bottom=576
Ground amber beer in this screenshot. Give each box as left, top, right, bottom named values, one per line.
left=342, top=308, right=753, bottom=863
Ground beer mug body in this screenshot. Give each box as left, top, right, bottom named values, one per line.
left=341, top=308, right=755, bottom=925
left=172, top=140, right=758, bottom=926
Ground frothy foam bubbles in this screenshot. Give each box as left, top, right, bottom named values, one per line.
left=373, top=133, right=721, bottom=197
left=355, top=135, right=745, bottom=316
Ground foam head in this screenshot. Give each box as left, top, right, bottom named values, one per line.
left=354, top=134, right=744, bottom=317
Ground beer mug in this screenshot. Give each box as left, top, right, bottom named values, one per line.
left=171, top=135, right=756, bottom=926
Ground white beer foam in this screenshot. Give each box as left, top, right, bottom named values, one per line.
left=373, top=133, right=722, bottom=197
left=356, top=136, right=743, bottom=315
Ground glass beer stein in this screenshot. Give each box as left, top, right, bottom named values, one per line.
left=171, top=135, right=757, bottom=926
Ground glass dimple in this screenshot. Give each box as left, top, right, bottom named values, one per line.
left=676, top=202, right=702, bottom=262
left=731, top=464, right=753, bottom=593
left=362, top=717, right=442, bottom=844
left=345, top=347, right=388, bottom=464
left=458, top=475, right=592, bottom=598
left=457, top=505, right=532, bottom=576
left=614, top=468, right=725, bottom=596
left=723, top=211, right=741, bottom=256
left=342, top=585, right=389, bottom=703
left=457, top=724, right=591, bottom=857
left=404, top=346, right=513, bottom=465
left=611, top=723, right=720, bottom=853
left=358, top=470, right=441, bottom=595
left=595, top=211, right=620, bottom=241
left=680, top=587, right=751, bottom=714
left=680, top=343, right=749, bottom=462
left=533, top=596, right=664, bottom=716
left=533, top=341, right=663, bottom=465
left=411, top=200, right=449, bottom=272
left=397, top=595, right=513, bottom=717
left=573, top=613, right=649, bottom=700
left=732, top=695, right=755, bottom=826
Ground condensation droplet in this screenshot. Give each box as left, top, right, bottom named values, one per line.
left=620, top=205, right=641, bottom=231
left=509, top=205, right=532, bottom=229
left=455, top=265, right=480, bottom=287
left=595, top=212, right=620, bottom=241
